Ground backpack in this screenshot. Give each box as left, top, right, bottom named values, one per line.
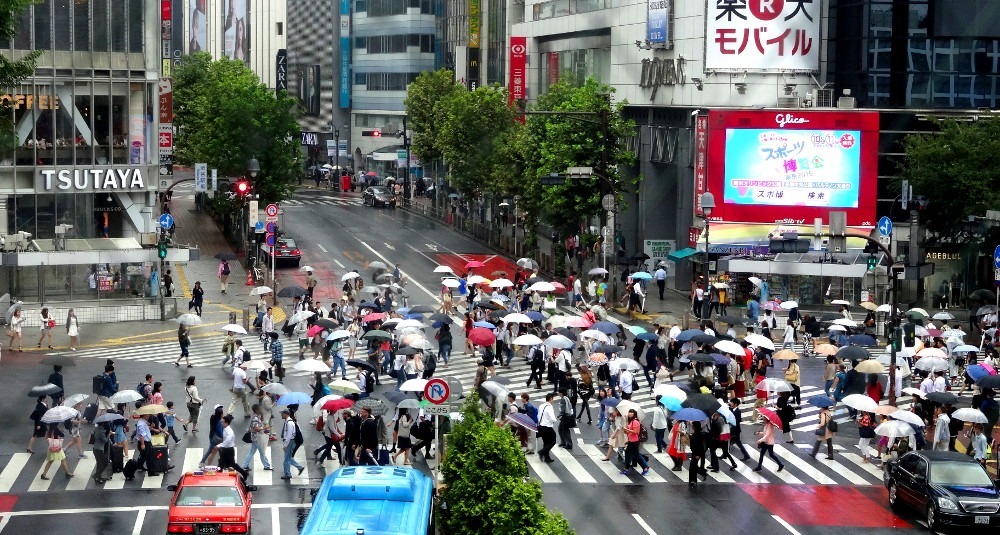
left=524, top=403, right=539, bottom=423
left=222, top=261, right=231, bottom=275
left=531, top=347, right=545, bottom=364
left=364, top=372, right=375, bottom=393
left=242, top=348, right=251, bottom=361
left=293, top=419, right=304, bottom=449
left=638, top=422, right=649, bottom=443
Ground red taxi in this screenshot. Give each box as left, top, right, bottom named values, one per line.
left=166, top=468, right=257, bottom=534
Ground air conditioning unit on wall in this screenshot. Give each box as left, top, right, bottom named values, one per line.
left=776, top=96, right=801, bottom=108
left=812, top=88, right=834, bottom=107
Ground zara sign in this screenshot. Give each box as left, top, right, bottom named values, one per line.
left=36, top=167, right=150, bottom=193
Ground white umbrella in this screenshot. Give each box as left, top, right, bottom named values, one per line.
left=842, top=393, right=879, bottom=413
left=712, top=282, right=729, bottom=289
left=876, top=304, right=893, bottom=313
left=326, top=329, right=351, bottom=341
left=288, top=310, right=316, bottom=325
left=906, top=308, right=930, bottom=318
left=916, top=347, right=947, bottom=359
left=653, top=384, right=687, bottom=401
left=489, top=278, right=514, bottom=288
left=755, top=378, right=793, bottom=393
left=249, top=286, right=273, bottom=296
left=744, top=333, right=775, bottom=351
left=528, top=281, right=556, bottom=292
left=828, top=325, right=847, bottom=332
left=61, top=393, right=90, bottom=407
left=328, top=379, right=361, bottom=394
left=832, top=318, right=857, bottom=327
left=174, top=313, right=202, bottom=326
left=617, top=359, right=642, bottom=372
left=441, top=278, right=460, bottom=288
left=293, top=359, right=331, bottom=373
left=512, top=334, right=543, bottom=346
left=516, top=258, right=537, bottom=269
left=407, top=338, right=434, bottom=350
left=831, top=299, right=851, bottom=306
left=311, top=394, right=344, bottom=417
left=888, top=410, right=924, bottom=426
left=543, top=334, right=575, bottom=349
left=433, top=265, right=454, bottom=274
left=714, top=340, right=744, bottom=356
left=244, top=359, right=271, bottom=371
left=261, top=382, right=289, bottom=396
left=299, top=265, right=315, bottom=273
left=875, top=420, right=916, bottom=440
left=396, top=319, right=424, bottom=330
left=616, top=400, right=645, bottom=422
left=341, top=272, right=361, bottom=282
left=400, top=378, right=429, bottom=392
left=748, top=276, right=763, bottom=286
left=468, top=275, right=489, bottom=285
left=953, top=345, right=979, bottom=353
left=779, top=301, right=799, bottom=310
left=914, top=325, right=929, bottom=337
left=901, top=387, right=926, bottom=399
left=579, top=330, right=611, bottom=343
left=41, top=406, right=80, bottom=424
left=546, top=315, right=568, bottom=329
left=952, top=408, right=989, bottom=424
left=932, top=312, right=955, bottom=321
left=110, top=390, right=142, bottom=404
left=368, top=261, right=388, bottom=271
left=221, top=324, right=248, bottom=334
left=502, top=313, right=533, bottom=324
left=588, top=268, right=608, bottom=276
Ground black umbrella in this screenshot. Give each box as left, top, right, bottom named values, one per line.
left=593, top=344, right=624, bottom=354
left=682, top=393, right=720, bottom=414
left=554, top=328, right=578, bottom=341
left=408, top=305, right=436, bottom=314
left=355, top=397, right=389, bottom=417
left=315, top=318, right=339, bottom=330
left=40, top=355, right=76, bottom=367
left=848, top=334, right=877, bottom=346
left=525, top=277, right=544, bottom=285
left=632, top=252, right=651, bottom=261
left=925, top=391, right=959, bottom=405
left=429, top=313, right=452, bottom=324
left=214, top=252, right=238, bottom=260
left=357, top=301, right=378, bottom=310
left=346, top=359, right=376, bottom=374
left=28, top=384, right=61, bottom=397
left=836, top=345, right=871, bottom=362
left=490, top=376, right=512, bottom=385
left=381, top=391, right=408, bottom=405
left=397, top=346, right=420, bottom=355
left=691, top=334, right=719, bottom=345
left=277, top=285, right=307, bottom=298
left=969, top=289, right=996, bottom=302
left=687, top=353, right=716, bottom=363
left=715, top=332, right=734, bottom=341
left=717, top=315, right=745, bottom=325
left=976, top=375, right=1000, bottom=389
left=475, top=301, right=503, bottom=310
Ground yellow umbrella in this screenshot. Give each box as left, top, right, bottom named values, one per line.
left=854, top=360, right=885, bottom=374
left=134, top=404, right=168, bottom=416
left=814, top=344, right=839, bottom=356
left=859, top=301, right=878, bottom=311
left=772, top=350, right=799, bottom=360
left=328, top=379, right=362, bottom=394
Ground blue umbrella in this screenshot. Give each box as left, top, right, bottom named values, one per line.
left=807, top=396, right=834, bottom=408
left=525, top=311, right=544, bottom=322
left=432, top=321, right=448, bottom=329
left=277, top=392, right=313, bottom=406
left=473, top=321, right=496, bottom=329
left=674, top=329, right=705, bottom=342
left=967, top=364, right=990, bottom=383
left=405, top=313, right=425, bottom=321
left=672, top=407, right=709, bottom=421
left=631, top=272, right=652, bottom=280
left=358, top=301, right=378, bottom=310
left=636, top=332, right=659, bottom=342
left=716, top=404, right=738, bottom=426
left=710, top=353, right=731, bottom=366
left=849, top=334, right=877, bottom=346
left=658, top=396, right=683, bottom=411
left=591, top=321, right=619, bottom=335
left=600, top=397, right=621, bottom=408
left=395, top=307, right=411, bottom=315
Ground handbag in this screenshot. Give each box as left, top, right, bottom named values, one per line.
left=242, top=430, right=252, bottom=444
left=150, top=433, right=166, bottom=446
left=47, top=438, right=63, bottom=453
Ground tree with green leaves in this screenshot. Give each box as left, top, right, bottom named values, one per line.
left=436, top=85, right=518, bottom=194
left=173, top=52, right=300, bottom=204
left=0, top=0, right=41, bottom=152
left=440, top=394, right=573, bottom=535
left=900, top=118, right=1000, bottom=244
left=518, top=78, right=636, bottom=235
left=404, top=69, right=462, bottom=162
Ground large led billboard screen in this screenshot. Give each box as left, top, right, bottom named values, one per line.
left=706, top=110, right=879, bottom=228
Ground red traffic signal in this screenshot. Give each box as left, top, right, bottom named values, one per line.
left=233, top=179, right=251, bottom=196
left=361, top=129, right=381, bottom=137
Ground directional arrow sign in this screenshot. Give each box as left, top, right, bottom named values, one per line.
left=994, top=244, right=1000, bottom=270
left=383, top=243, right=396, bottom=251
left=158, top=213, right=174, bottom=229
left=878, top=216, right=892, bottom=237
left=425, top=244, right=439, bottom=252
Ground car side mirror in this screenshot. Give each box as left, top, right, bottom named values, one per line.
left=166, top=485, right=177, bottom=491
left=246, top=485, right=258, bottom=492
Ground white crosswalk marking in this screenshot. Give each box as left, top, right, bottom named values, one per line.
left=66, top=456, right=95, bottom=491
left=0, top=453, right=30, bottom=493
left=549, top=446, right=597, bottom=484
left=283, top=197, right=364, bottom=207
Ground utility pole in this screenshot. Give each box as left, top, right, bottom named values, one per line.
left=402, top=116, right=411, bottom=205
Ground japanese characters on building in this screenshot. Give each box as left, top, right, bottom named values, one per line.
left=705, top=0, right=820, bottom=71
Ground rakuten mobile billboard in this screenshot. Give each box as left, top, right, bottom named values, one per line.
left=704, top=110, right=879, bottom=228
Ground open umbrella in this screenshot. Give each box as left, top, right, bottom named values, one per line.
left=527, top=281, right=555, bottom=292
left=433, top=265, right=454, bottom=274
left=134, top=404, right=168, bottom=416
left=814, top=344, right=839, bottom=356
left=307, top=325, right=325, bottom=338
left=617, top=359, right=642, bottom=372
left=714, top=340, right=744, bottom=356
left=807, top=396, right=834, bottom=408
left=716, top=404, right=737, bottom=426
left=848, top=334, right=877, bottom=346
left=474, top=301, right=503, bottom=311
left=328, top=379, right=362, bottom=395
left=93, top=413, right=125, bottom=425
left=580, top=330, right=611, bottom=343
left=859, top=301, right=878, bottom=311
left=277, top=392, right=313, bottom=405
left=287, top=310, right=315, bottom=325
left=652, top=314, right=682, bottom=326
left=355, top=397, right=389, bottom=417
left=588, top=267, right=608, bottom=276
left=516, top=258, right=537, bottom=269
left=831, top=299, right=851, bottom=306
left=554, top=328, right=578, bottom=341
left=888, top=410, right=924, bottom=427
left=174, top=313, right=202, bottom=326
left=601, top=397, right=621, bottom=409
left=653, top=384, right=687, bottom=401
left=757, top=407, right=783, bottom=428
left=682, top=393, right=720, bottom=414
left=341, top=272, right=362, bottom=282
left=314, top=318, right=340, bottom=330
left=326, top=329, right=351, bottom=342
left=590, top=321, right=618, bottom=335
left=368, top=261, right=388, bottom=271
left=249, top=285, right=274, bottom=296
left=505, top=412, right=538, bottom=432
left=489, top=278, right=514, bottom=289
left=346, top=359, right=376, bottom=374
left=512, top=334, right=543, bottom=346
left=842, top=393, right=879, bottom=413
left=214, top=252, right=238, bottom=261
left=925, top=391, right=958, bottom=405
left=616, top=400, right=645, bottom=421
left=672, top=407, right=708, bottom=422
left=543, top=334, right=575, bottom=349
left=587, top=353, right=608, bottom=366
left=397, top=398, right=421, bottom=410
left=913, top=356, right=948, bottom=372
left=361, top=330, right=392, bottom=342
left=464, top=260, right=485, bottom=269
left=829, top=325, right=848, bottom=333
left=952, top=408, right=989, bottom=424
left=743, top=333, right=775, bottom=350
left=977, top=375, right=1000, bottom=389
left=41, top=406, right=79, bottom=423
left=905, top=308, right=930, bottom=319
left=854, top=360, right=885, bottom=374
left=478, top=381, right=509, bottom=402
left=756, top=378, right=793, bottom=393
left=400, top=378, right=429, bottom=392
left=294, top=359, right=331, bottom=373
left=833, top=318, right=857, bottom=328
left=901, top=387, right=926, bottom=399
left=916, top=347, right=947, bottom=359
left=593, top=344, right=624, bottom=354
left=244, top=359, right=271, bottom=372
left=932, top=311, right=955, bottom=321
left=636, top=332, right=659, bottom=342
left=28, top=383, right=62, bottom=398
left=836, top=345, right=871, bottom=362
left=277, top=285, right=307, bottom=298
left=687, top=353, right=716, bottom=364
left=875, top=420, right=916, bottom=440
left=631, top=272, right=652, bottom=281
left=468, top=327, right=497, bottom=347
left=772, top=350, right=799, bottom=361
left=61, top=393, right=90, bottom=407
left=691, top=334, right=719, bottom=346
left=261, top=383, right=290, bottom=396
left=322, top=398, right=354, bottom=413
left=716, top=315, right=744, bottom=326
left=658, top=396, right=683, bottom=411
left=39, top=355, right=76, bottom=367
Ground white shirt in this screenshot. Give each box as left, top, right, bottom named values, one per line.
left=619, top=370, right=634, bottom=394
left=919, top=376, right=934, bottom=394
left=262, top=314, right=274, bottom=333
left=654, top=268, right=666, bottom=281
left=233, top=347, right=246, bottom=366
left=703, top=327, right=715, bottom=337
left=633, top=282, right=644, bottom=297
left=218, top=424, right=236, bottom=448
left=695, top=288, right=704, bottom=300
left=282, top=418, right=297, bottom=445
left=573, top=279, right=582, bottom=295
left=932, top=376, right=947, bottom=392
left=668, top=325, right=681, bottom=343
left=538, top=402, right=557, bottom=428
left=232, top=367, right=248, bottom=389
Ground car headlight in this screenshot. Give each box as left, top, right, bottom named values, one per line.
left=937, top=497, right=959, bottom=511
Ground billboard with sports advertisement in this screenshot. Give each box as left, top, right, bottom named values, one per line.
left=705, top=110, right=879, bottom=228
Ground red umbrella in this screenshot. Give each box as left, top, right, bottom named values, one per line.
left=758, top=407, right=783, bottom=428
left=365, top=171, right=377, bottom=176
left=468, top=327, right=496, bottom=347
left=465, top=260, right=485, bottom=269
left=550, top=281, right=567, bottom=293
left=322, top=398, right=354, bottom=412
left=362, top=312, right=386, bottom=323
left=307, top=325, right=324, bottom=337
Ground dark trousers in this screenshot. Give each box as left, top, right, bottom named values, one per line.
left=625, top=441, right=649, bottom=470
left=136, top=440, right=150, bottom=470
left=657, top=280, right=665, bottom=300
left=654, top=428, right=667, bottom=452
left=552, top=370, right=566, bottom=392
left=219, top=446, right=249, bottom=479
left=315, top=435, right=341, bottom=463
left=538, top=426, right=556, bottom=461
left=810, top=438, right=834, bottom=458
left=756, top=443, right=784, bottom=469
left=688, top=453, right=706, bottom=483
left=527, top=363, right=543, bottom=389
left=790, top=384, right=801, bottom=406
left=93, top=447, right=111, bottom=480
left=558, top=417, right=573, bottom=448
left=710, top=439, right=736, bottom=470
left=730, top=433, right=751, bottom=459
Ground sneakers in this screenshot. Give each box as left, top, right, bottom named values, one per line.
left=297, top=466, right=305, bottom=475
left=640, top=468, right=650, bottom=476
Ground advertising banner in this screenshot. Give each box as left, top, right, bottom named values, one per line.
left=647, top=0, right=670, bottom=45
left=223, top=0, right=248, bottom=62
left=693, top=114, right=708, bottom=217
left=275, top=49, right=288, bottom=93
left=194, top=163, right=208, bottom=193
left=705, top=110, right=879, bottom=228
left=189, top=0, right=207, bottom=53
left=508, top=37, right=527, bottom=106
left=705, top=0, right=821, bottom=71
left=340, top=0, right=351, bottom=108
left=467, top=0, right=481, bottom=90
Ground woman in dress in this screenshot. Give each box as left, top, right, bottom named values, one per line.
left=65, top=309, right=80, bottom=350
left=39, top=424, right=73, bottom=480
left=37, top=307, right=54, bottom=349
left=601, top=408, right=626, bottom=461
left=184, top=376, right=204, bottom=433
left=7, top=308, right=25, bottom=351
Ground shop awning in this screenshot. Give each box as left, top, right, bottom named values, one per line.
left=1, top=238, right=192, bottom=267
left=668, top=247, right=699, bottom=262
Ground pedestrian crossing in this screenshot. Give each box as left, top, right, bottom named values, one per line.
left=0, top=442, right=333, bottom=493
left=282, top=197, right=363, bottom=207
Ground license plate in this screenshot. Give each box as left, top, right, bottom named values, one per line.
left=197, top=525, right=219, bottom=534
left=975, top=516, right=990, bottom=525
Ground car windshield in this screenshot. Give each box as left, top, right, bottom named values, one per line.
left=175, top=485, right=244, bottom=507
left=371, top=187, right=390, bottom=195
left=930, top=461, right=995, bottom=487
left=278, top=239, right=296, bottom=248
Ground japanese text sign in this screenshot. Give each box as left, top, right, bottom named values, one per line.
left=705, top=0, right=820, bottom=71
left=508, top=37, right=527, bottom=107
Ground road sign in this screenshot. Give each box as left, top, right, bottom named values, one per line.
left=158, top=213, right=174, bottom=229
left=601, top=193, right=616, bottom=211
left=994, top=245, right=1000, bottom=269
left=265, top=234, right=277, bottom=247
left=422, top=405, right=453, bottom=415
left=265, top=204, right=279, bottom=217
left=255, top=221, right=265, bottom=233
left=878, top=216, right=892, bottom=237
left=194, top=163, right=207, bottom=192
left=248, top=200, right=259, bottom=227
left=424, top=378, right=450, bottom=405
left=266, top=222, right=278, bottom=234
left=879, top=235, right=891, bottom=246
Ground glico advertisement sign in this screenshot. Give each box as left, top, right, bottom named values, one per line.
left=705, top=110, right=879, bottom=228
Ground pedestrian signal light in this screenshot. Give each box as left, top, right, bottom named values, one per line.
left=157, top=242, right=167, bottom=259
left=891, top=327, right=902, bottom=352
left=902, top=323, right=915, bottom=348
left=361, top=129, right=381, bottom=137
left=867, top=254, right=877, bottom=271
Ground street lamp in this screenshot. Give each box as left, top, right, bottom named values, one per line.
left=700, top=191, right=716, bottom=319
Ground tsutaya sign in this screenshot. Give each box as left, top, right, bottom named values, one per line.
left=37, top=167, right=150, bottom=192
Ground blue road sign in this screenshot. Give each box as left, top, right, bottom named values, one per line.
left=255, top=221, right=265, bottom=231
left=265, top=234, right=277, bottom=247
left=878, top=216, right=893, bottom=237
left=266, top=222, right=278, bottom=234
left=158, top=214, right=174, bottom=229
left=994, top=244, right=1000, bottom=269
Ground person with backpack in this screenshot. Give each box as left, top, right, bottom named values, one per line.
left=526, top=344, right=545, bottom=389
left=857, top=411, right=877, bottom=463
left=556, top=388, right=575, bottom=450
left=136, top=374, right=154, bottom=408
left=218, top=259, right=231, bottom=295
left=622, top=408, right=650, bottom=476
left=279, top=409, right=305, bottom=479
left=519, top=393, right=538, bottom=454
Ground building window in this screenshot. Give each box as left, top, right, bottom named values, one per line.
left=540, top=47, right=611, bottom=93
left=276, top=22, right=284, bottom=36
left=353, top=72, right=420, bottom=91
left=367, top=0, right=407, bottom=17
left=531, top=0, right=610, bottom=20
left=356, top=34, right=436, bottom=54
left=355, top=0, right=367, bottom=12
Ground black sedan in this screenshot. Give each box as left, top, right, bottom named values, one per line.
left=884, top=450, right=1000, bottom=531
left=268, top=237, right=301, bottom=267
left=363, top=186, right=396, bottom=208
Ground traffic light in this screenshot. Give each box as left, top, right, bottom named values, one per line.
left=867, top=254, right=878, bottom=271
left=233, top=179, right=251, bottom=197
left=361, top=129, right=381, bottom=137
left=157, top=241, right=167, bottom=259
left=902, top=323, right=915, bottom=348
left=891, top=327, right=902, bottom=352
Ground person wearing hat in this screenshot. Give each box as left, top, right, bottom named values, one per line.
left=473, top=357, right=487, bottom=390
left=227, top=362, right=252, bottom=418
